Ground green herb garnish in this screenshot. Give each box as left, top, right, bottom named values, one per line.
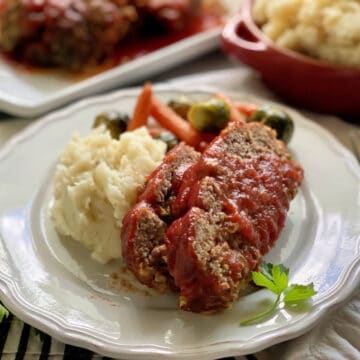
left=0, top=301, right=9, bottom=322
left=240, top=262, right=317, bottom=326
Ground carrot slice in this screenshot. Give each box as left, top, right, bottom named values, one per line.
left=215, top=93, right=246, bottom=123
left=127, top=82, right=152, bottom=131
left=151, top=95, right=213, bottom=147
left=235, top=102, right=258, bottom=117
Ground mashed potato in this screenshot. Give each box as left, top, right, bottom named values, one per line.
left=51, top=126, right=166, bottom=264
left=253, top=0, right=360, bottom=67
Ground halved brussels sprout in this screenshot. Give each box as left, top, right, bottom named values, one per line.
left=249, top=106, right=294, bottom=144
left=93, top=111, right=129, bottom=139
left=188, top=98, right=231, bottom=132
left=168, top=96, right=194, bottom=119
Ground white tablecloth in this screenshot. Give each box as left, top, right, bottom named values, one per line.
left=0, top=50, right=359, bottom=360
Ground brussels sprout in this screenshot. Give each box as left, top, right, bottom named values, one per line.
left=93, top=111, right=129, bottom=139
left=188, top=98, right=231, bottom=132
left=168, top=96, right=194, bottom=119
left=154, top=131, right=179, bottom=151
left=249, top=106, right=294, bottom=144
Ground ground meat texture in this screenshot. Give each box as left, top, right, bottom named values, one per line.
left=166, top=121, right=304, bottom=312
left=121, top=143, right=200, bottom=292
left=166, top=207, right=261, bottom=312
left=137, top=142, right=201, bottom=223
left=0, top=0, right=137, bottom=70
left=121, top=201, right=171, bottom=291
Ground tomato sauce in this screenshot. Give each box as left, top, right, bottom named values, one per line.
left=166, top=122, right=304, bottom=312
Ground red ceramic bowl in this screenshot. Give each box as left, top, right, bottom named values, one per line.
left=221, top=0, right=360, bottom=116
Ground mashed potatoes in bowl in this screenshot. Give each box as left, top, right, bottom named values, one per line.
left=51, top=126, right=166, bottom=264
left=253, top=0, right=360, bottom=67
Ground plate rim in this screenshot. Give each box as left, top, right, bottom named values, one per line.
left=1, top=84, right=360, bottom=359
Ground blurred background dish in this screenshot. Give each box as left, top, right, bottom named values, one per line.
left=221, top=0, right=360, bottom=116
left=0, top=0, right=242, bottom=117
left=251, top=0, right=360, bottom=69
left=0, top=0, right=205, bottom=71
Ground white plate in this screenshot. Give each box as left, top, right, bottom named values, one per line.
left=0, top=86, right=360, bottom=360
left=0, top=0, right=241, bottom=118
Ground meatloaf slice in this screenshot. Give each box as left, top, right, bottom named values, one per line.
left=166, top=121, right=304, bottom=312
left=137, top=142, right=201, bottom=223
left=166, top=207, right=261, bottom=312
left=121, top=143, right=200, bottom=292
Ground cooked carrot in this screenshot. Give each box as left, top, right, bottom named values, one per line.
left=235, top=102, right=258, bottom=117
left=151, top=95, right=213, bottom=147
left=215, top=93, right=246, bottom=123
left=127, top=82, right=152, bottom=131
left=151, top=95, right=199, bottom=146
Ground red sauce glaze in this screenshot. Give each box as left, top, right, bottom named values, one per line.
left=166, top=207, right=259, bottom=312
left=121, top=143, right=200, bottom=292
left=173, top=126, right=303, bottom=254
left=121, top=201, right=152, bottom=272
left=166, top=122, right=304, bottom=311
left=137, top=143, right=194, bottom=213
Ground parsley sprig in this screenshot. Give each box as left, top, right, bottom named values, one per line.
left=240, top=262, right=317, bottom=326
left=0, top=301, right=9, bottom=322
